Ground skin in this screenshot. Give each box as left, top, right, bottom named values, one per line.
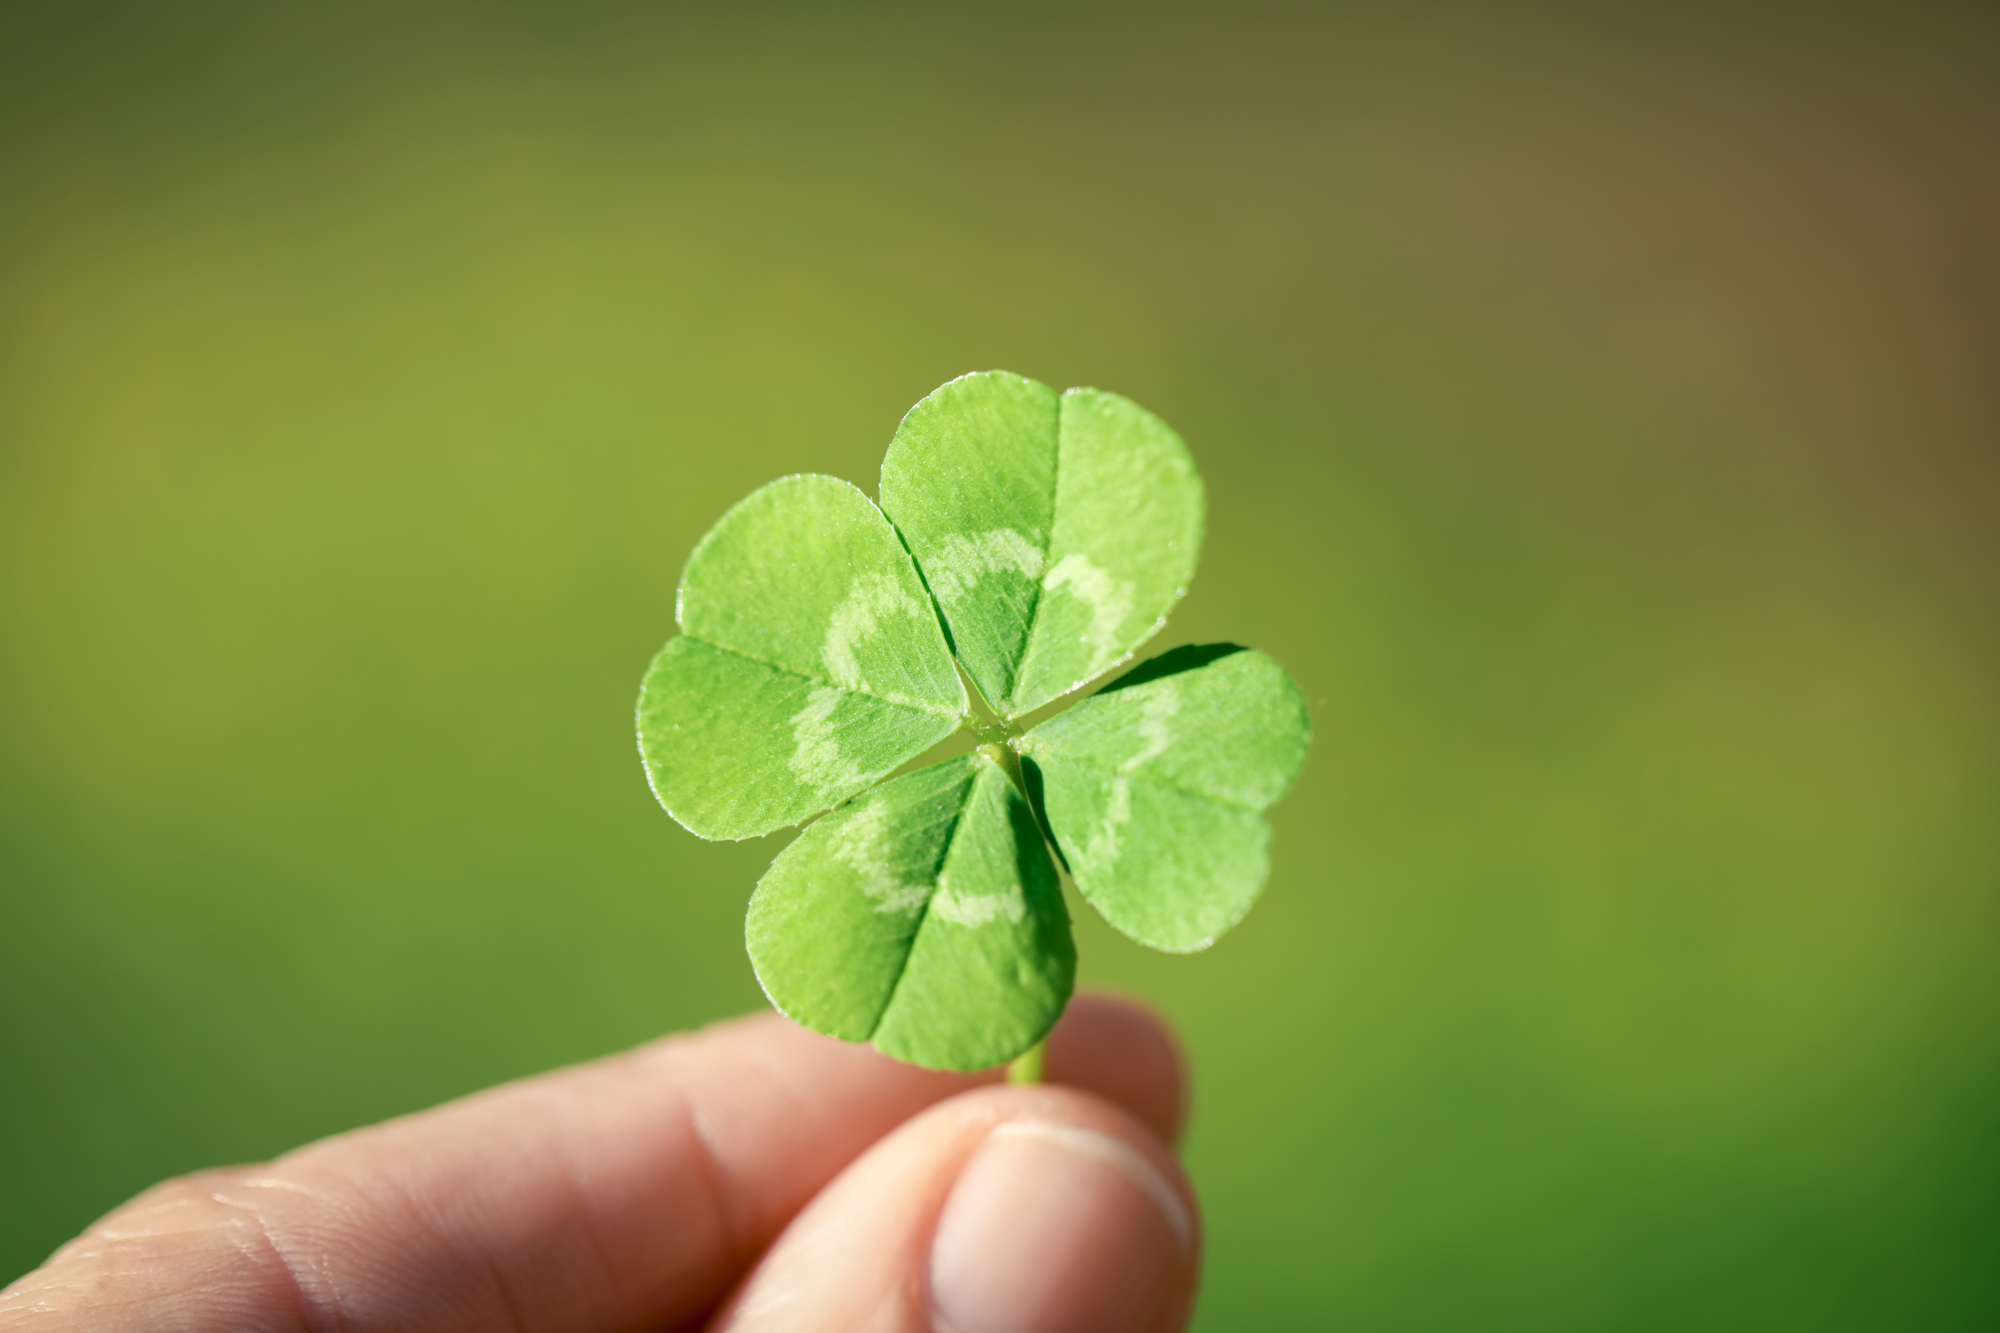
left=0, top=994, right=1198, bottom=1333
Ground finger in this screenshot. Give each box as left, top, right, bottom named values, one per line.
left=711, top=1084, right=1200, bottom=1333
left=1, top=993, right=1184, bottom=1333
left=1046, top=991, right=1187, bottom=1146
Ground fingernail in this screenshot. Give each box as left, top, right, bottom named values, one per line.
left=930, top=1121, right=1194, bottom=1333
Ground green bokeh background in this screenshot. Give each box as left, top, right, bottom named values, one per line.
left=4, top=3, right=1997, bottom=1325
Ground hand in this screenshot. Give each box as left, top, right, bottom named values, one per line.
left=0, top=994, right=1199, bottom=1332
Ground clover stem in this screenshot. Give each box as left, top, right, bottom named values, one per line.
left=1006, top=1038, right=1047, bottom=1084
left=977, top=741, right=1028, bottom=796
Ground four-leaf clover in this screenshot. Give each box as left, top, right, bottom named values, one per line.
left=638, top=371, right=1310, bottom=1071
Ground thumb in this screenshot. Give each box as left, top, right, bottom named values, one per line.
left=711, top=1084, right=1200, bottom=1333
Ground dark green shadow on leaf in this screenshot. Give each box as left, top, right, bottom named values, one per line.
left=1018, top=755, right=1072, bottom=875
left=1095, top=641, right=1247, bottom=694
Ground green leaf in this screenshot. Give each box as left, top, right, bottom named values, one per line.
left=747, top=751, right=1075, bottom=1070
left=638, top=474, right=966, bottom=840
left=1018, top=645, right=1310, bottom=952
left=880, top=371, right=1204, bottom=719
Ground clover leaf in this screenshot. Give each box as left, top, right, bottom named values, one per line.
left=638, top=371, right=1310, bottom=1072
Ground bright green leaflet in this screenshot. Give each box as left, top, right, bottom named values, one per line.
left=747, top=752, right=1074, bottom=1071
left=637, top=474, right=965, bottom=840
left=638, top=374, right=1310, bottom=1070
left=1019, top=646, right=1311, bottom=952
left=880, top=371, right=1204, bottom=719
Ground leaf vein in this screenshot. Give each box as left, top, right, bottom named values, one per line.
left=1003, top=394, right=1063, bottom=715
left=1033, top=751, right=1267, bottom=814
left=863, top=765, right=978, bottom=1041
left=679, top=631, right=961, bottom=722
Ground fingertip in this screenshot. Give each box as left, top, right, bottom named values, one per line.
left=929, top=1095, right=1198, bottom=1333
left=714, top=1083, right=1201, bottom=1333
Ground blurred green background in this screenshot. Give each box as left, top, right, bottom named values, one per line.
left=4, top=2, right=1997, bottom=1326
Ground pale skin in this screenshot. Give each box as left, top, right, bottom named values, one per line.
left=0, top=994, right=1200, bottom=1333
